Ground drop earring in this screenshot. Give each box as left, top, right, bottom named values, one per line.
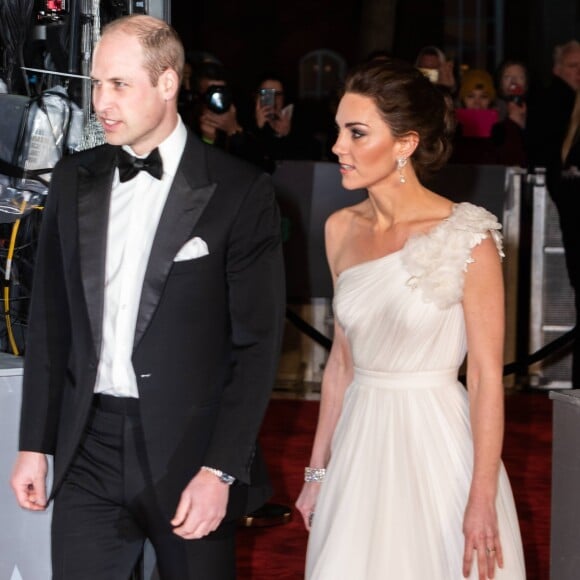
left=397, top=157, right=407, bottom=184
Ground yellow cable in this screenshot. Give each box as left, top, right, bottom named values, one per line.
left=3, top=198, right=31, bottom=356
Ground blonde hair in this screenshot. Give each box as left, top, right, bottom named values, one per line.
left=562, top=91, right=580, bottom=164
left=101, top=14, right=185, bottom=86
left=458, top=68, right=496, bottom=104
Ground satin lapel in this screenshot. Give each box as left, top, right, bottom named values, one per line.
left=133, top=170, right=216, bottom=349
left=77, top=151, right=116, bottom=355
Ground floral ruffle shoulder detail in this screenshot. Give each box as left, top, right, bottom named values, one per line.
left=401, top=202, right=504, bottom=309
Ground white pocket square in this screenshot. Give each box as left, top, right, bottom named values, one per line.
left=173, top=237, right=209, bottom=262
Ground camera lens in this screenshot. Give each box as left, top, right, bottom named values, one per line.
left=210, top=93, right=224, bottom=110
left=205, top=85, right=232, bottom=114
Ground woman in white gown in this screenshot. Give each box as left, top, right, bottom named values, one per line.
left=295, top=58, right=526, bottom=579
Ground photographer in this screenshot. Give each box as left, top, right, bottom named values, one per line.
left=414, top=45, right=457, bottom=97
left=190, top=61, right=265, bottom=167
left=249, top=72, right=322, bottom=173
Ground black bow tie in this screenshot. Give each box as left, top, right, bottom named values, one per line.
left=117, top=148, right=163, bottom=182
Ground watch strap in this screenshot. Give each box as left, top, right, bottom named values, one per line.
left=201, top=465, right=236, bottom=485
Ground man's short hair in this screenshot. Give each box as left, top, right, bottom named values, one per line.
left=101, top=14, right=185, bottom=86
left=553, top=40, right=580, bottom=67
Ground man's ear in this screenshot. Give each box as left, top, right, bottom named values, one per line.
left=160, top=68, right=180, bottom=100
left=397, top=132, right=420, bottom=159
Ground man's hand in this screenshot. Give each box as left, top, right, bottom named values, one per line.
left=171, top=468, right=230, bottom=539
left=200, top=106, right=241, bottom=141
left=11, top=451, right=48, bottom=510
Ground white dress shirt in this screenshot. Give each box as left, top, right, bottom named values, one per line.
left=94, top=118, right=188, bottom=397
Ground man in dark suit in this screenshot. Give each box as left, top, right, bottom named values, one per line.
left=527, top=39, right=580, bottom=388
left=10, top=14, right=285, bottom=580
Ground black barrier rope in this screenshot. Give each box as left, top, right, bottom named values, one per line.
left=502, top=326, right=577, bottom=377
left=286, top=307, right=333, bottom=351
left=285, top=308, right=577, bottom=379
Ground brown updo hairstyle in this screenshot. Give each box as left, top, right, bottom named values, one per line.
left=342, top=58, right=455, bottom=180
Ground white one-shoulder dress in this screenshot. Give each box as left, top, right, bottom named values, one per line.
left=305, top=202, right=526, bottom=579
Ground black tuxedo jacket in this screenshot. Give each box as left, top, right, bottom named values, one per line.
left=19, top=131, right=286, bottom=519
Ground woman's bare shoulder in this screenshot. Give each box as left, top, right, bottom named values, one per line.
left=325, top=200, right=369, bottom=237
left=324, top=201, right=369, bottom=275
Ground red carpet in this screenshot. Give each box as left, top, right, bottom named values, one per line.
left=237, top=390, right=552, bottom=579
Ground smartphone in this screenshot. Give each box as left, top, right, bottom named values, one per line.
left=259, top=88, right=276, bottom=109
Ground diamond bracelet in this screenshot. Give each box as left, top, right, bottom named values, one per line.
left=304, top=467, right=326, bottom=483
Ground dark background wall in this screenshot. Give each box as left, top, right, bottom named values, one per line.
left=0, top=0, right=577, bottom=117
left=171, top=0, right=579, bottom=98
left=172, top=0, right=363, bottom=98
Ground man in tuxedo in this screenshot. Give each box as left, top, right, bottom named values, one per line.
left=10, top=14, right=285, bottom=580
left=527, top=40, right=580, bottom=387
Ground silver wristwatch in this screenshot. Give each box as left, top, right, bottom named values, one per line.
left=201, top=466, right=236, bottom=485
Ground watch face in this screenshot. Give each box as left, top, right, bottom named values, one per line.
left=220, top=473, right=236, bottom=485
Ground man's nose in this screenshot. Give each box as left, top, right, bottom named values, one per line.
left=92, top=88, right=111, bottom=113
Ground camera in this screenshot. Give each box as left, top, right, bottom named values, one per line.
left=204, top=85, right=233, bottom=115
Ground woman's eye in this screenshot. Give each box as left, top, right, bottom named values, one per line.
left=351, top=129, right=365, bottom=139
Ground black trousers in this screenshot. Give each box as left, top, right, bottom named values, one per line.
left=51, top=395, right=236, bottom=580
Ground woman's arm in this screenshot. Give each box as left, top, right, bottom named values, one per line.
left=295, top=211, right=354, bottom=530
left=295, top=320, right=353, bottom=530
left=461, top=235, right=506, bottom=579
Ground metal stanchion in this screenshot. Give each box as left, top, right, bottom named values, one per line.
left=528, top=168, right=576, bottom=389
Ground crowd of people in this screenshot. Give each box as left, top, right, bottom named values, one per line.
left=177, top=56, right=325, bottom=173
left=8, top=10, right=580, bottom=580
left=177, top=40, right=579, bottom=176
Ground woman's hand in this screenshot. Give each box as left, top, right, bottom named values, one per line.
left=296, top=481, right=322, bottom=531
left=255, top=100, right=272, bottom=129
left=462, top=495, right=504, bottom=579
left=269, top=110, right=291, bottom=137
